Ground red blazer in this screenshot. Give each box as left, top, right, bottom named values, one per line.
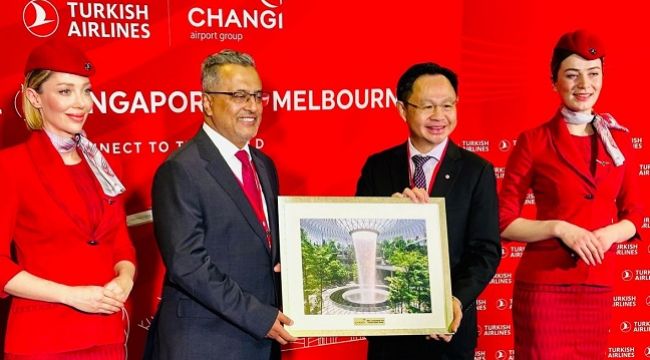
left=0, top=131, right=136, bottom=355
left=499, top=111, right=643, bottom=286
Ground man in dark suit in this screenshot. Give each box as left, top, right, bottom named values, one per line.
left=357, top=63, right=501, bottom=360
left=147, top=49, right=295, bottom=360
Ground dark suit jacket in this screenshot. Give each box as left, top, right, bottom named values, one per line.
left=357, top=140, right=501, bottom=360
left=147, top=128, right=280, bottom=360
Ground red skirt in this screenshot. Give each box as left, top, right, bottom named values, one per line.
left=5, top=344, right=125, bottom=360
left=512, top=282, right=612, bottom=360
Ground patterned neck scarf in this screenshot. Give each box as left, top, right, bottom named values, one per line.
left=44, top=129, right=126, bottom=196
left=561, top=107, right=628, bottom=166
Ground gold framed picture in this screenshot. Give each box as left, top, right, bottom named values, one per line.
left=278, top=196, right=453, bottom=337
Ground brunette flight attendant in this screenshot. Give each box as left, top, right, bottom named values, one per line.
left=499, top=29, right=643, bottom=359
left=0, top=38, right=136, bottom=359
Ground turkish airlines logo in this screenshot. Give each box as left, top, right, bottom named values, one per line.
left=260, top=0, right=283, bottom=8
left=644, top=346, right=650, bottom=358
left=498, top=140, right=511, bottom=152
left=23, top=0, right=59, bottom=37
left=496, top=299, right=508, bottom=310
left=646, top=295, right=650, bottom=306
left=620, top=321, right=632, bottom=333
left=495, top=350, right=507, bottom=359
left=622, top=269, right=633, bottom=282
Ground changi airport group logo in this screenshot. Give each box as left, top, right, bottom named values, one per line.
left=188, top=0, right=283, bottom=42
left=23, top=0, right=59, bottom=37
left=23, top=0, right=151, bottom=38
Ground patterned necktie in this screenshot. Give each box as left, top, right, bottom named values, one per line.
left=412, top=155, right=433, bottom=189
left=235, top=150, right=271, bottom=248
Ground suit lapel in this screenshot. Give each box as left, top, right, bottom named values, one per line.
left=390, top=143, right=411, bottom=192
left=195, top=130, right=269, bottom=248
left=26, top=131, right=92, bottom=235
left=430, top=140, right=461, bottom=197
left=251, top=150, right=275, bottom=256
left=549, top=113, right=596, bottom=188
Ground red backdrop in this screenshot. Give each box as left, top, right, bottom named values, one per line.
left=1, top=1, right=649, bottom=359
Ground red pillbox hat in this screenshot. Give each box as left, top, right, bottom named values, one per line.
left=551, top=29, right=605, bottom=81
left=555, top=29, right=605, bottom=60
left=24, top=38, right=95, bottom=77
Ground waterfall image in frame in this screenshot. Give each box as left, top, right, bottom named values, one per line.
left=299, top=218, right=431, bottom=316
left=279, top=196, right=453, bottom=337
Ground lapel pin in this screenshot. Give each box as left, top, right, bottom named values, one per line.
left=444, top=174, right=450, bottom=180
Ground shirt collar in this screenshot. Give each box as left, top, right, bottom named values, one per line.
left=408, top=137, right=448, bottom=161
left=202, top=123, right=251, bottom=160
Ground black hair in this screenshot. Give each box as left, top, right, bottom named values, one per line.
left=397, top=62, right=458, bottom=102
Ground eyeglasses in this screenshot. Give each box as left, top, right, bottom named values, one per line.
left=205, top=90, right=270, bottom=106
left=403, top=100, right=457, bottom=116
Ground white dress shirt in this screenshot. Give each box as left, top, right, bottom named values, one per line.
left=202, top=123, right=269, bottom=221
left=408, top=137, right=448, bottom=188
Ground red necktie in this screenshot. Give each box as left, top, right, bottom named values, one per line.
left=235, top=150, right=271, bottom=248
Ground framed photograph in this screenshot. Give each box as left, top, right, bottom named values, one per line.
left=278, top=196, right=453, bottom=337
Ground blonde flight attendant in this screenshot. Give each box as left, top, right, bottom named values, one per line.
left=0, top=38, right=136, bottom=359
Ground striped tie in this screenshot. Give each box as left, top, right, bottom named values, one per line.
left=412, top=155, right=432, bottom=189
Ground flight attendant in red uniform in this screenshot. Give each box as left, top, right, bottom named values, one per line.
left=0, top=38, right=136, bottom=359
left=499, top=29, right=644, bottom=359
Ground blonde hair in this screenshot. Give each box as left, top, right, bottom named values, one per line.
left=22, top=70, right=52, bottom=130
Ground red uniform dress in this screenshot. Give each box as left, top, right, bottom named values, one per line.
left=499, top=112, right=643, bottom=359
left=0, top=131, right=136, bottom=358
